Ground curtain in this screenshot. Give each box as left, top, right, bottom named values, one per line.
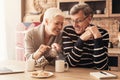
left=0, top=0, right=8, bottom=60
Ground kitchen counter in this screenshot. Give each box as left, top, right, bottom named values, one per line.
left=108, top=48, right=120, bottom=54
left=108, top=48, right=120, bottom=71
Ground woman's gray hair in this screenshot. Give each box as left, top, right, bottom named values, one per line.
left=70, top=3, right=93, bottom=17
left=43, top=8, right=64, bottom=24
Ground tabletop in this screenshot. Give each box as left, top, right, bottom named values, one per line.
left=0, top=60, right=120, bottom=80
left=108, top=48, right=120, bottom=54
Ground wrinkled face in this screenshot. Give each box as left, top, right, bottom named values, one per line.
left=45, top=15, right=64, bottom=36
left=70, top=10, right=91, bottom=34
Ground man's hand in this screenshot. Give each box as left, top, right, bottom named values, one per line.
left=80, top=26, right=102, bottom=41
left=86, top=26, right=101, bottom=39
left=80, top=29, right=93, bottom=41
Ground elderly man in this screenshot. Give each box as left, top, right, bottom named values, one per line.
left=62, top=3, right=109, bottom=70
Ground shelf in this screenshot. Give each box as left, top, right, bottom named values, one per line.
left=84, top=0, right=108, bottom=18
left=57, top=0, right=109, bottom=18
left=57, top=0, right=80, bottom=18
left=93, top=14, right=108, bottom=18
left=83, top=0, right=105, bottom=1
left=109, top=0, right=120, bottom=17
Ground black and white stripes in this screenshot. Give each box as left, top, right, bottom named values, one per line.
left=62, top=25, right=109, bottom=70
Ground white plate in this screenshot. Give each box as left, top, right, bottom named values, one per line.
left=31, top=71, right=54, bottom=78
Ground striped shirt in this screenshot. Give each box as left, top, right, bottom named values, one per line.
left=62, top=25, right=109, bottom=70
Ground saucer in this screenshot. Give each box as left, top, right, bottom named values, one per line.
left=31, top=70, right=54, bottom=78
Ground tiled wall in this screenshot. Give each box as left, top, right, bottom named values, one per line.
left=93, top=17, right=120, bottom=47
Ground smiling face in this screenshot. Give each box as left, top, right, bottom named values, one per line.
left=71, top=10, right=91, bottom=35
left=45, top=15, right=64, bottom=36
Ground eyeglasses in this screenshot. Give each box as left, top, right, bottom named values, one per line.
left=71, top=16, right=88, bottom=24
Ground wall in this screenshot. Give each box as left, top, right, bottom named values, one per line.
left=93, top=17, right=120, bottom=47
left=5, top=0, right=21, bottom=60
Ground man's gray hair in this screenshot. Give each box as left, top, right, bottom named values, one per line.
left=43, top=8, right=64, bottom=23
left=70, top=3, right=93, bottom=17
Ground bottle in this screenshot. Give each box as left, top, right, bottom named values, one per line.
left=104, top=8, right=106, bottom=14
left=108, top=42, right=113, bottom=48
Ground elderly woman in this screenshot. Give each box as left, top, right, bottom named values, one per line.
left=24, top=8, right=64, bottom=67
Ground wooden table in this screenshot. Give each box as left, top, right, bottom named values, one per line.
left=0, top=60, right=120, bottom=80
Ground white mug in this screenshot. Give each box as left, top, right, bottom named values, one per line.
left=96, top=10, right=101, bottom=14
left=55, top=60, right=69, bottom=72
left=25, top=59, right=35, bottom=72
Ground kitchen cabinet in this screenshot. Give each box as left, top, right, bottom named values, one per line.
left=80, top=0, right=120, bottom=17
left=57, top=0, right=80, bottom=18
left=108, top=48, right=120, bottom=71
left=83, top=0, right=109, bottom=18
left=109, top=0, right=120, bottom=17
left=57, top=0, right=109, bottom=18
left=57, top=0, right=120, bottom=18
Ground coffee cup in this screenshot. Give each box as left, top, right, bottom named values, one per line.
left=55, top=60, right=69, bottom=72
left=25, top=59, right=35, bottom=72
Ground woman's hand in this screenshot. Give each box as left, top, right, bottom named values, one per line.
left=39, top=44, right=51, bottom=54
left=33, top=44, right=51, bottom=60
left=51, top=43, right=61, bottom=52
